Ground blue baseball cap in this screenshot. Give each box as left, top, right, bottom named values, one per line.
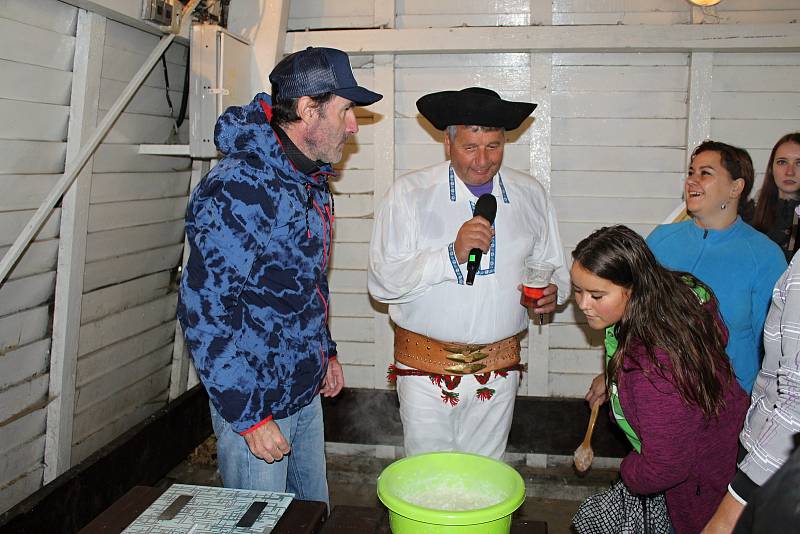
left=269, top=47, right=382, bottom=106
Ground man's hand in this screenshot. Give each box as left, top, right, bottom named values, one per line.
left=454, top=216, right=494, bottom=264
left=243, top=420, right=291, bottom=463
left=702, top=492, right=745, bottom=534
left=585, top=372, right=608, bottom=408
left=320, top=358, right=344, bottom=397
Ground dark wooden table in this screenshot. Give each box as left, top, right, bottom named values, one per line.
left=320, top=505, right=547, bottom=534
left=78, top=486, right=326, bottom=533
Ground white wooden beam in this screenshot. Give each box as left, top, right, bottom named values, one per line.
left=686, top=52, right=714, bottom=156
left=374, top=0, right=395, bottom=29
left=228, top=0, right=289, bottom=96
left=286, top=24, right=800, bottom=55
left=370, top=54, right=395, bottom=390
left=44, top=10, right=105, bottom=482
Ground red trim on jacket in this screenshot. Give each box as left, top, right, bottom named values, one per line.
left=240, top=414, right=274, bottom=436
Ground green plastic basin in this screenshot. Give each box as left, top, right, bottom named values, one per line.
left=377, top=452, right=526, bottom=534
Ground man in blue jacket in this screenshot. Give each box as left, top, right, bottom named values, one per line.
left=178, top=47, right=381, bottom=507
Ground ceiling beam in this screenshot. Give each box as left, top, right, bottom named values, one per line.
left=285, top=23, right=800, bottom=55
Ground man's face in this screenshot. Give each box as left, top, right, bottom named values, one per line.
left=303, top=95, right=359, bottom=164
left=444, top=126, right=505, bottom=186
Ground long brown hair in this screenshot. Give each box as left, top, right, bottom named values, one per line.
left=572, top=225, right=734, bottom=417
left=750, top=132, right=800, bottom=232
left=691, top=140, right=755, bottom=220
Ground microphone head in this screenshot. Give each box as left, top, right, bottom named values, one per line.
left=474, top=193, right=497, bottom=224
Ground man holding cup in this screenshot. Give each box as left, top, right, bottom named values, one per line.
left=367, top=87, right=570, bottom=458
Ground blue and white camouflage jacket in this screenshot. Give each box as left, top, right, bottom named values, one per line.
left=177, top=93, right=337, bottom=434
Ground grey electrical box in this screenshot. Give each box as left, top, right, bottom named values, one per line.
left=142, top=0, right=175, bottom=26
left=190, top=24, right=251, bottom=158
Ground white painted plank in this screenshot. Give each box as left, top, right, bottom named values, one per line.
left=288, top=17, right=374, bottom=31
left=330, top=316, right=374, bottom=343
left=711, top=120, right=800, bottom=151
left=395, top=53, right=529, bottom=69
left=717, top=0, right=800, bottom=10
left=0, top=240, right=58, bottom=281
left=399, top=0, right=530, bottom=14
left=0, top=209, right=60, bottom=246
left=85, top=220, right=184, bottom=263
left=0, top=373, right=49, bottom=423
left=713, top=10, right=800, bottom=24
left=396, top=67, right=530, bottom=93
left=331, top=195, right=373, bottom=219
left=77, top=322, right=175, bottom=387
left=0, top=306, right=49, bottom=353
left=553, top=12, right=688, bottom=25
left=713, top=66, right=800, bottom=93
left=71, top=389, right=166, bottom=464
left=0, top=339, right=50, bottom=390
left=83, top=243, right=183, bottom=292
left=0, top=466, right=43, bottom=516
left=552, top=91, right=687, bottom=119
left=328, top=269, right=368, bottom=294
left=552, top=52, right=688, bottom=67
left=554, top=196, right=679, bottom=224
left=0, top=407, right=46, bottom=455
left=72, top=366, right=170, bottom=443
left=90, top=171, right=190, bottom=203
left=87, top=197, right=188, bottom=233
left=559, top=221, right=657, bottom=247
left=99, top=78, right=184, bottom=117
left=92, top=144, right=191, bottom=173
left=712, top=92, right=800, bottom=121
left=0, top=0, right=78, bottom=35
left=0, top=140, right=66, bottom=174
left=330, top=170, right=375, bottom=194
left=0, top=17, right=75, bottom=71
left=0, top=99, right=69, bottom=142
left=0, top=272, right=56, bottom=317
left=104, top=20, right=186, bottom=65
left=0, top=435, right=45, bottom=495
left=552, top=66, right=688, bottom=92
left=77, top=293, right=178, bottom=357
left=552, top=146, right=686, bottom=172
left=98, top=111, right=185, bottom=144
left=550, top=323, right=604, bottom=351
left=102, top=45, right=187, bottom=92
left=553, top=118, right=686, bottom=147
left=81, top=271, right=171, bottom=325
left=396, top=14, right=530, bottom=28
left=75, top=344, right=172, bottom=413
left=549, top=371, right=598, bottom=398
left=714, top=52, right=800, bottom=67
left=328, top=292, right=374, bottom=318
left=333, top=218, right=373, bottom=243
left=334, top=341, right=378, bottom=366
left=0, top=175, right=60, bottom=211
left=337, top=145, right=375, bottom=171
left=551, top=171, right=683, bottom=198
left=552, top=0, right=689, bottom=12
left=0, top=59, right=72, bottom=105
left=288, top=0, right=372, bottom=19
left=339, top=364, right=375, bottom=389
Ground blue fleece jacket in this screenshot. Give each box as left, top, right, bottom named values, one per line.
left=647, top=217, right=786, bottom=393
left=177, top=93, right=336, bottom=434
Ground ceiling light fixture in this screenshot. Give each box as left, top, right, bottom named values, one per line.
left=688, top=0, right=721, bottom=6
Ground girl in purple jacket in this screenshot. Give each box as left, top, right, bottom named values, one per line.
left=574, top=225, right=749, bottom=534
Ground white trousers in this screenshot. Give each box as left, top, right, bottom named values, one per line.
left=396, top=369, right=520, bottom=459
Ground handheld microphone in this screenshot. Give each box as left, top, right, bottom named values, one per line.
left=466, top=193, right=497, bottom=286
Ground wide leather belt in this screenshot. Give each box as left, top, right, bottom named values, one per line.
left=394, top=326, right=521, bottom=375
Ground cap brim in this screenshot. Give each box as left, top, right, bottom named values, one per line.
left=333, top=86, right=383, bottom=106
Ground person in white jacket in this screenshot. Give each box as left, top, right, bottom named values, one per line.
left=704, top=249, right=800, bottom=533
left=367, top=87, right=570, bottom=459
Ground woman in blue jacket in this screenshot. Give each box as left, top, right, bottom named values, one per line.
left=647, top=141, right=786, bottom=393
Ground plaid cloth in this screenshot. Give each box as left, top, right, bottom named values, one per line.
left=572, top=479, right=672, bottom=534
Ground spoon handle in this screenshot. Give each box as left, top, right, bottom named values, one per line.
left=584, top=402, right=601, bottom=444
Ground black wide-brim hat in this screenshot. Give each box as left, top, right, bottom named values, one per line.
left=416, top=87, right=537, bottom=131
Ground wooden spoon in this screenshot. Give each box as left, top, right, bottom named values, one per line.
left=573, top=402, right=600, bottom=472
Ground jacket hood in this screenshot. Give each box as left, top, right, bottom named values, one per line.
left=214, top=92, right=275, bottom=156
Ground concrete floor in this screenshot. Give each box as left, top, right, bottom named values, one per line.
left=161, top=438, right=620, bottom=534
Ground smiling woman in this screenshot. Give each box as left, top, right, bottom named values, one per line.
left=645, top=140, right=787, bottom=394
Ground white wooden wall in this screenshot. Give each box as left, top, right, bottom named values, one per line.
left=0, top=0, right=189, bottom=514
left=286, top=0, right=800, bottom=398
